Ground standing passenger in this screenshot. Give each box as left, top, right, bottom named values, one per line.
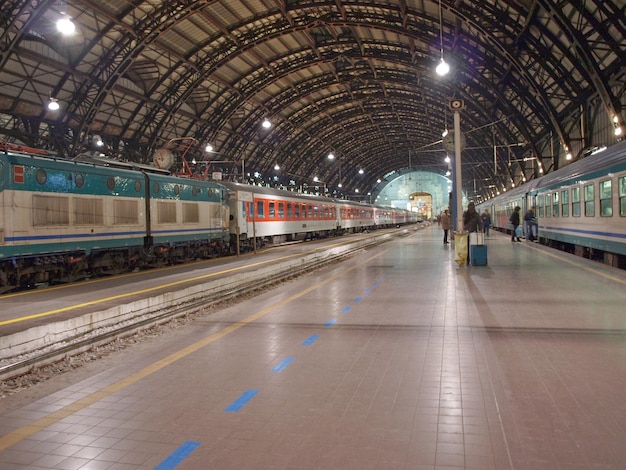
left=463, top=202, right=481, bottom=233
left=509, top=206, right=522, bottom=242
left=441, top=209, right=451, bottom=244
left=481, top=210, right=491, bottom=236
left=524, top=206, right=537, bottom=241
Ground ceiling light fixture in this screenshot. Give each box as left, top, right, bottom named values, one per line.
left=47, top=97, right=60, bottom=111
left=435, top=0, right=450, bottom=76
left=262, top=118, right=272, bottom=129
left=56, top=17, right=76, bottom=36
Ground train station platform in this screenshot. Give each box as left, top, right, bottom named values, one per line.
left=1, top=224, right=625, bottom=470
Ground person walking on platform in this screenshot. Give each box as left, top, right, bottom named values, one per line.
left=463, top=202, right=481, bottom=233
left=481, top=209, right=491, bottom=236
left=441, top=209, right=451, bottom=244
left=524, top=206, right=537, bottom=241
left=510, top=206, right=522, bottom=242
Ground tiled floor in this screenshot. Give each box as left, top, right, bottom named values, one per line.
left=1, top=226, right=626, bottom=469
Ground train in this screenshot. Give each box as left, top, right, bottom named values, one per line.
left=0, top=143, right=418, bottom=293
left=476, top=138, right=626, bottom=268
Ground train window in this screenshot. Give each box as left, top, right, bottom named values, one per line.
left=560, top=190, right=569, bottom=216
left=114, top=200, right=139, bottom=225
left=158, top=201, right=177, bottom=223
left=619, top=176, right=626, bottom=215
left=313, top=205, right=319, bottom=218
left=134, top=180, right=141, bottom=192
left=537, top=195, right=544, bottom=217
left=192, top=186, right=199, bottom=197
left=552, top=192, right=559, bottom=217
left=174, top=185, right=180, bottom=195
left=268, top=202, right=276, bottom=218
left=584, top=183, right=595, bottom=216
left=74, top=198, right=103, bottom=225
left=294, top=203, right=300, bottom=218
left=545, top=195, right=551, bottom=217
left=571, top=187, right=581, bottom=216
left=599, top=180, right=612, bottom=217
left=308, top=204, right=313, bottom=218
left=256, top=200, right=264, bottom=218
left=278, top=202, right=284, bottom=218
left=301, top=204, right=307, bottom=218
left=183, top=203, right=199, bottom=223
left=75, top=173, right=85, bottom=188
left=287, top=203, right=293, bottom=218
left=33, top=195, right=69, bottom=226
left=107, top=177, right=115, bottom=191
left=153, top=182, right=160, bottom=193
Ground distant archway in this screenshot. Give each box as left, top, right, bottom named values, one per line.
left=409, top=191, right=433, bottom=219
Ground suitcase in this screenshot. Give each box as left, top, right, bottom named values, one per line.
left=470, top=244, right=488, bottom=266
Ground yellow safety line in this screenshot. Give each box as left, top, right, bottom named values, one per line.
left=0, top=243, right=343, bottom=326
left=0, top=246, right=392, bottom=451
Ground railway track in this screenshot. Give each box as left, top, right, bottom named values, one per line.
left=0, top=226, right=424, bottom=382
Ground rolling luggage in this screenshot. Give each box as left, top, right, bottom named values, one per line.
left=470, top=232, right=488, bottom=266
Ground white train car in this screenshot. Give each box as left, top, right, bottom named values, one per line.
left=222, top=182, right=341, bottom=249
left=477, top=139, right=626, bottom=267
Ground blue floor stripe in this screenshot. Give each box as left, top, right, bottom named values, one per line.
left=341, top=306, right=352, bottom=313
left=364, top=289, right=371, bottom=294
left=353, top=296, right=363, bottom=302
left=225, top=389, right=258, bottom=412
left=272, top=357, right=294, bottom=372
left=324, top=318, right=337, bottom=327
left=302, top=334, right=319, bottom=345
left=154, top=441, right=200, bottom=470
left=372, top=282, right=378, bottom=287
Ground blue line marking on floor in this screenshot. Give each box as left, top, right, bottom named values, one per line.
left=354, top=296, right=363, bottom=302
left=154, top=441, right=200, bottom=470
left=225, top=389, right=259, bottom=412
left=364, top=289, right=371, bottom=294
left=303, top=334, right=320, bottom=345
left=372, top=282, right=378, bottom=287
left=272, top=357, right=295, bottom=372
left=341, top=306, right=352, bottom=313
left=324, top=318, right=337, bottom=327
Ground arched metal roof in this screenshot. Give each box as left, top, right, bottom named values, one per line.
left=0, top=0, right=624, bottom=200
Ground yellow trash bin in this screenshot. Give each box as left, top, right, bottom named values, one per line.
left=454, top=232, right=469, bottom=266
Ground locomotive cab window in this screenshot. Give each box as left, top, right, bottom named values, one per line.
left=620, top=176, right=626, bottom=216
left=572, top=187, right=581, bottom=216
left=584, top=183, right=595, bottom=217
left=599, top=180, right=612, bottom=216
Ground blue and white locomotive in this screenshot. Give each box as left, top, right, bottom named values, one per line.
left=0, top=144, right=230, bottom=292
left=476, top=139, right=626, bottom=267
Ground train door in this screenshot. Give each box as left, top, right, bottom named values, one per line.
left=228, top=189, right=253, bottom=254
